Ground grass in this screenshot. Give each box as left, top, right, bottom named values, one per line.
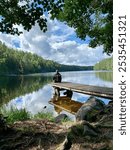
left=0, top=106, right=55, bottom=124
left=61, top=117, right=71, bottom=122
left=0, top=106, right=73, bottom=125
left=33, top=111, right=54, bottom=122
left=0, top=106, right=31, bottom=124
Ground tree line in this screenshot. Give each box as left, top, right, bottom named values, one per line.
left=0, top=42, right=93, bottom=75
left=94, top=57, right=113, bottom=71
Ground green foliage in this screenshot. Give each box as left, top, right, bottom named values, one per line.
left=61, top=117, right=71, bottom=122
left=0, top=106, right=73, bottom=125
left=0, top=0, right=113, bottom=54
left=0, top=0, right=48, bottom=35
left=54, top=0, right=113, bottom=54
left=0, top=0, right=64, bottom=35
left=0, top=41, right=92, bottom=75
left=94, top=57, right=113, bottom=71
left=0, top=107, right=55, bottom=124
left=0, top=107, right=62, bottom=124
left=33, top=111, right=54, bottom=122
left=0, top=107, right=31, bottom=124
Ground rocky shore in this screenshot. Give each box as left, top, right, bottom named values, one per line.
left=0, top=96, right=113, bottom=150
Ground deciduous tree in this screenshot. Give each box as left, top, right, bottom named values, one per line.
left=0, top=0, right=113, bottom=54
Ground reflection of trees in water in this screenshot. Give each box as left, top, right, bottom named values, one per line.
left=0, top=76, right=52, bottom=107
left=95, top=72, right=113, bottom=82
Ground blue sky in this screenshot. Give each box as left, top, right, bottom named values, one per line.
left=0, top=15, right=109, bottom=66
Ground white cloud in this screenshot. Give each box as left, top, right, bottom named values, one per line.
left=0, top=16, right=109, bottom=66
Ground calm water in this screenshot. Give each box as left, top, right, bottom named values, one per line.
left=0, top=71, right=113, bottom=119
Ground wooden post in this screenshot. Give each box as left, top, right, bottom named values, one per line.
left=53, top=87, right=60, bottom=96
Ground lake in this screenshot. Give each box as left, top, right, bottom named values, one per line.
left=0, top=71, right=113, bottom=120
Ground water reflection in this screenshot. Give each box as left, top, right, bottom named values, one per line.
left=95, top=71, right=113, bottom=82
left=49, top=95, right=83, bottom=115
left=7, top=85, right=53, bottom=114
left=61, top=71, right=112, bottom=87
left=0, top=75, right=52, bottom=107
left=0, top=71, right=113, bottom=119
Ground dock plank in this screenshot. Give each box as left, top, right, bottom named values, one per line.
left=51, top=82, right=113, bottom=100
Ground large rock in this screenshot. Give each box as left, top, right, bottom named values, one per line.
left=54, top=114, right=68, bottom=123
left=76, top=96, right=105, bottom=122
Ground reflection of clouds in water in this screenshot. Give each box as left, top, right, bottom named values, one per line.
left=73, top=92, right=89, bottom=103
left=8, top=85, right=56, bottom=115
left=73, top=92, right=110, bottom=104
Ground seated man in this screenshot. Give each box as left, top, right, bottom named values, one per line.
left=53, top=70, right=62, bottom=96
left=53, top=70, right=62, bottom=83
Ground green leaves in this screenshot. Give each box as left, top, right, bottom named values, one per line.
left=0, top=0, right=113, bottom=54
left=52, top=0, right=113, bottom=54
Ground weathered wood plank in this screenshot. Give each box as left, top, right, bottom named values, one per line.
left=51, top=82, right=113, bottom=100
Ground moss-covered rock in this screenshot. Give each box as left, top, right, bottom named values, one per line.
left=76, top=96, right=105, bottom=122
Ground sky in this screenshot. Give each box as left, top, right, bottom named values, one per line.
left=0, top=15, right=109, bottom=66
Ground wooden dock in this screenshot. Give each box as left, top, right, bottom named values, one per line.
left=51, top=82, right=113, bottom=100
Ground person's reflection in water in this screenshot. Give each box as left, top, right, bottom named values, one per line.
left=52, top=95, right=60, bottom=101
left=63, top=90, right=73, bottom=99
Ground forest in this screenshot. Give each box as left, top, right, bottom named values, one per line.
left=94, top=57, right=113, bottom=71
left=0, top=42, right=93, bottom=75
